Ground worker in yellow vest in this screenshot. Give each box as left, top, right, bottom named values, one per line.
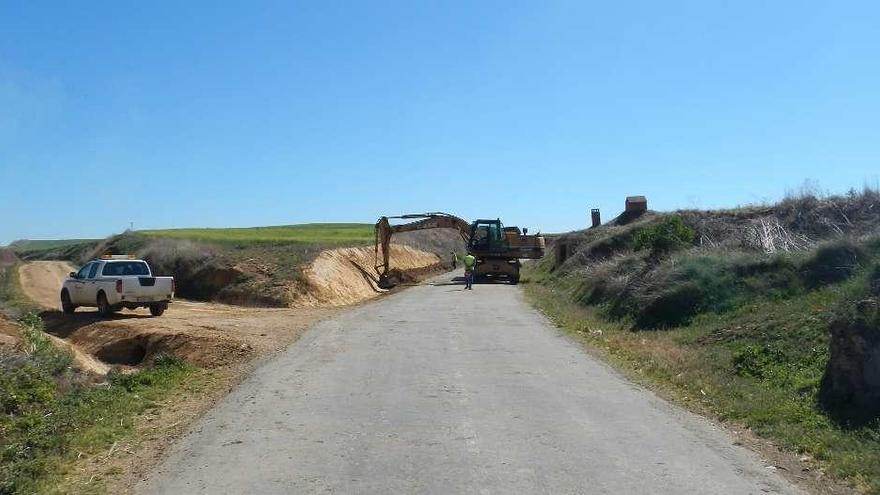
left=454, top=252, right=477, bottom=290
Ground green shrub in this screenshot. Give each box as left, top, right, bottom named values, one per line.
left=871, top=264, right=880, bottom=296
left=633, top=216, right=694, bottom=256
left=0, top=350, right=194, bottom=494
left=17, top=313, right=72, bottom=376
left=628, top=256, right=738, bottom=329
left=581, top=232, right=637, bottom=261
left=0, top=359, right=61, bottom=494
left=733, top=255, right=804, bottom=299
left=153, top=353, right=185, bottom=368
left=803, top=239, right=869, bottom=288
left=733, top=344, right=787, bottom=379
left=0, top=313, right=195, bottom=493
left=634, top=282, right=704, bottom=328
left=0, top=362, right=56, bottom=415
left=819, top=263, right=880, bottom=424
left=678, top=256, right=739, bottom=310
left=0, top=264, right=38, bottom=318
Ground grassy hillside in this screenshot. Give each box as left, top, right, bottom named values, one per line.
left=8, top=239, right=98, bottom=252
left=8, top=224, right=376, bottom=307
left=14, top=222, right=461, bottom=308
left=525, top=189, right=880, bottom=493
left=139, top=223, right=374, bottom=246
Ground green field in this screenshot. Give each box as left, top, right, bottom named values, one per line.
left=8, top=239, right=98, bottom=252
left=139, top=223, right=374, bottom=245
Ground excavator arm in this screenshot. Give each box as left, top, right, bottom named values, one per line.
left=375, top=212, right=470, bottom=288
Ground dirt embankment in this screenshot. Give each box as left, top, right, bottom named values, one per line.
left=298, top=244, right=442, bottom=306
left=14, top=243, right=441, bottom=373
left=18, top=260, right=74, bottom=310
left=39, top=302, right=333, bottom=369
left=13, top=261, right=112, bottom=373
left=16, top=260, right=336, bottom=370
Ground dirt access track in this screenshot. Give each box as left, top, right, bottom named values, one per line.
left=16, top=261, right=333, bottom=371
left=17, top=245, right=442, bottom=371
left=18, top=260, right=71, bottom=310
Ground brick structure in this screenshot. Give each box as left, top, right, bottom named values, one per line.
left=625, top=196, right=648, bottom=214
left=591, top=209, right=601, bottom=228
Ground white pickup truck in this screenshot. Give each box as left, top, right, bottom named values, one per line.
left=61, top=256, right=174, bottom=317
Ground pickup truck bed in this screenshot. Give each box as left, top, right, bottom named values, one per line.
left=61, top=258, right=175, bottom=317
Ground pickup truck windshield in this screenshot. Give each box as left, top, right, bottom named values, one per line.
left=102, top=261, right=150, bottom=276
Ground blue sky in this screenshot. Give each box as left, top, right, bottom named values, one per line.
left=2, top=1, right=878, bottom=244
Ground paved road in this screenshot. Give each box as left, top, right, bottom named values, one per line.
left=138, top=273, right=800, bottom=494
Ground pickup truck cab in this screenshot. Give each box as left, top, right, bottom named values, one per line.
left=61, top=255, right=174, bottom=317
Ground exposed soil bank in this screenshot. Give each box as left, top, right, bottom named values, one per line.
left=39, top=301, right=335, bottom=369
left=18, top=261, right=74, bottom=310
left=297, top=244, right=442, bottom=306
left=15, top=241, right=442, bottom=376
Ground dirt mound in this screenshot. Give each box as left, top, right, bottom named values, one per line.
left=69, top=325, right=250, bottom=367
left=297, top=244, right=442, bottom=306
left=18, top=261, right=74, bottom=310
left=393, top=228, right=467, bottom=259
left=0, top=314, right=107, bottom=374
left=46, top=333, right=111, bottom=374
left=41, top=309, right=252, bottom=368
left=40, top=300, right=334, bottom=369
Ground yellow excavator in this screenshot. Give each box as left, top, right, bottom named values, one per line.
left=375, top=212, right=545, bottom=288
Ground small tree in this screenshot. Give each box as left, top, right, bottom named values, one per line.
left=633, top=216, right=695, bottom=256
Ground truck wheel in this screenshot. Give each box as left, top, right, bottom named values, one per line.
left=61, top=290, right=76, bottom=314
left=97, top=292, right=113, bottom=317
left=149, top=303, right=166, bottom=317
left=510, top=276, right=520, bottom=285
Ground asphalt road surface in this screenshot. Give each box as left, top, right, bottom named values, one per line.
left=138, top=273, right=801, bottom=494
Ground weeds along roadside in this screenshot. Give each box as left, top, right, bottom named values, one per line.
left=0, top=262, right=37, bottom=319
left=0, top=313, right=208, bottom=495
left=524, top=206, right=880, bottom=492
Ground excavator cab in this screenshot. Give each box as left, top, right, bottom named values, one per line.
left=468, top=219, right=507, bottom=255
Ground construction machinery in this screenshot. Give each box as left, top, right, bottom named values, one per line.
left=375, top=212, right=545, bottom=288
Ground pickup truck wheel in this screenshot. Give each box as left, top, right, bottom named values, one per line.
left=149, top=303, right=166, bottom=317
left=97, top=292, right=113, bottom=317
left=60, top=290, right=76, bottom=314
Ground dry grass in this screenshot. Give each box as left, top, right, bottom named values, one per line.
left=523, top=187, right=880, bottom=493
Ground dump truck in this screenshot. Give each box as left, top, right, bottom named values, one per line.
left=375, top=212, right=545, bottom=288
